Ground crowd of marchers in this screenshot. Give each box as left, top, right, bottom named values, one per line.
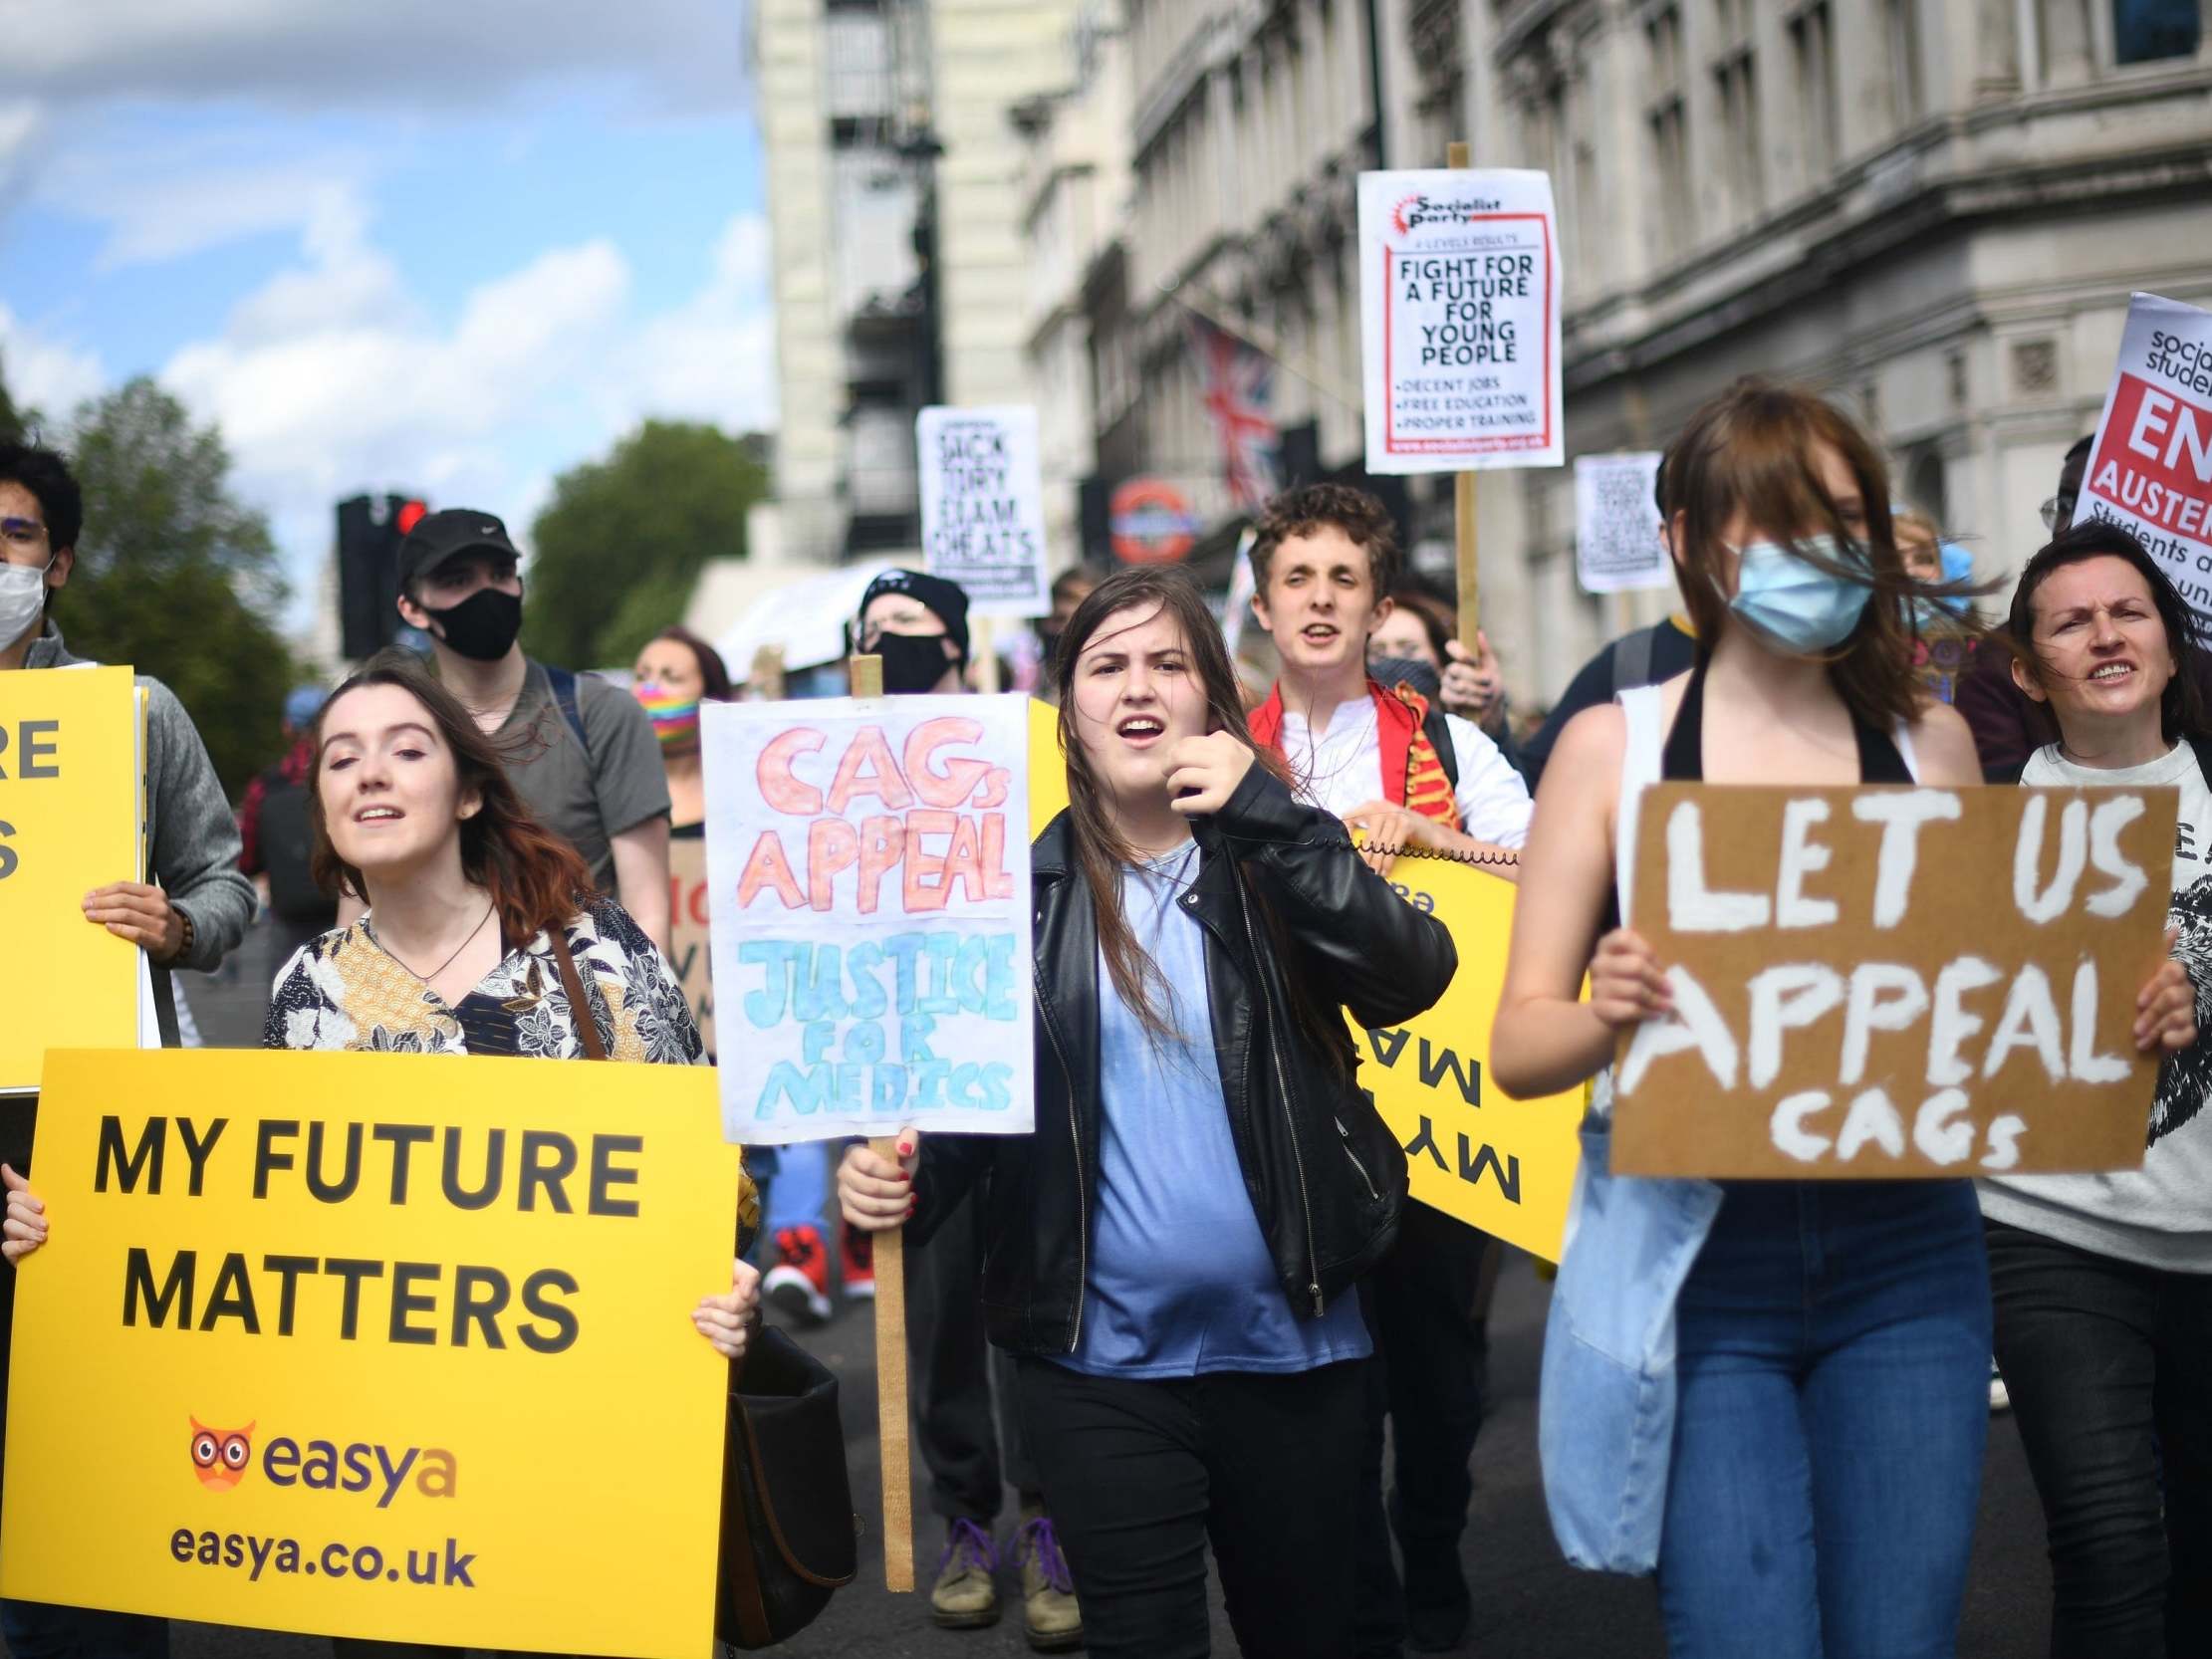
left=1, top=379, right=2206, bottom=1659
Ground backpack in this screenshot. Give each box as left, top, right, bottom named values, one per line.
left=259, top=770, right=336, bottom=925
left=1420, top=704, right=1461, bottom=791
left=544, top=664, right=591, bottom=753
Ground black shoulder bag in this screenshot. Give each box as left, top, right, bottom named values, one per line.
left=546, top=926, right=859, bottom=1648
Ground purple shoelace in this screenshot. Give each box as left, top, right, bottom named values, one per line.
left=1016, top=1516, right=1074, bottom=1594
left=940, top=1517, right=999, bottom=1577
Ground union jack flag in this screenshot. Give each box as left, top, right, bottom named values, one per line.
left=1185, top=316, right=1282, bottom=512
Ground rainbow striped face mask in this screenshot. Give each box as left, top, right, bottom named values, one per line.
left=632, top=681, right=701, bottom=750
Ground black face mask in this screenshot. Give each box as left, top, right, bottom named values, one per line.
left=874, top=631, right=957, bottom=695
left=425, top=587, right=523, bottom=662
left=1368, top=654, right=1443, bottom=706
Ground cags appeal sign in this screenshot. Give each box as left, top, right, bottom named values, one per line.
left=701, top=695, right=1035, bottom=1145
left=1612, top=784, right=2177, bottom=1179
left=1357, top=168, right=1562, bottom=474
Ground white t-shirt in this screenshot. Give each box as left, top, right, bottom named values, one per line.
left=1978, top=740, right=2212, bottom=1270
left=1275, top=696, right=1532, bottom=849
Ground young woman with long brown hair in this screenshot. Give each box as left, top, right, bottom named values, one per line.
left=1490, top=381, right=2194, bottom=1657
left=3, top=652, right=763, bottom=1659
left=837, top=566, right=1456, bottom=1658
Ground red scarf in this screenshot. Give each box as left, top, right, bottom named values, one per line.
left=1248, top=680, right=1461, bottom=830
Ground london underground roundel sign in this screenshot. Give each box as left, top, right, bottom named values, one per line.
left=1108, top=478, right=1200, bottom=565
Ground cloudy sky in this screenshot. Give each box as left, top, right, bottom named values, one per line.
left=0, top=0, right=774, bottom=626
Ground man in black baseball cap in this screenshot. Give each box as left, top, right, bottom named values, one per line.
left=854, top=568, right=971, bottom=695
left=375, top=506, right=672, bottom=954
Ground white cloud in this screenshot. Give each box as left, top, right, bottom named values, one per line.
left=8, top=0, right=749, bottom=116
left=148, top=209, right=774, bottom=621
left=0, top=303, right=106, bottom=420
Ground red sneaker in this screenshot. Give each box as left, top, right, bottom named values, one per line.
left=765, top=1224, right=834, bottom=1324
left=841, top=1223, right=876, bottom=1301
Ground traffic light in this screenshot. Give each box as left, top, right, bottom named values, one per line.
left=336, top=493, right=427, bottom=660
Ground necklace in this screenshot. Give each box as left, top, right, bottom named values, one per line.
left=380, top=902, right=495, bottom=985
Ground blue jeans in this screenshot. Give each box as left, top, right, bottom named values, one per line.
left=764, top=1138, right=831, bottom=1236
left=1655, top=1180, right=1991, bottom=1659
left=0, top=1601, right=167, bottom=1658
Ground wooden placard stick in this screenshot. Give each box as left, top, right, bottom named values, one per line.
left=1448, top=139, right=1481, bottom=643
left=749, top=643, right=787, bottom=701
left=848, top=650, right=915, bottom=1593
left=972, top=615, right=1002, bottom=694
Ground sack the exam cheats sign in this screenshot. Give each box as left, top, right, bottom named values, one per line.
left=1, top=1049, right=742, bottom=1657
left=1613, top=784, right=2178, bottom=1179
left=702, top=695, right=1035, bottom=1145
left=0, top=665, right=141, bottom=1093
left=917, top=405, right=1048, bottom=618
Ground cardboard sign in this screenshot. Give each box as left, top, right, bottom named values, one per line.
left=664, top=836, right=716, bottom=1056
left=917, top=405, right=1049, bottom=617
left=701, top=695, right=1035, bottom=1145
left=1, top=665, right=143, bottom=1094
left=1575, top=452, right=1670, bottom=593
left=0, top=1048, right=741, bottom=1656
left=1357, top=860, right=1582, bottom=1259
left=1612, top=784, right=2177, bottom=1179
left=1357, top=168, right=1562, bottom=474
left=1023, top=701, right=1578, bottom=1256
left=2080, top=293, right=2212, bottom=615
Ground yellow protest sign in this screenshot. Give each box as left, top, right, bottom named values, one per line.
left=1028, top=696, right=1065, bottom=834
left=666, top=836, right=717, bottom=1055
left=0, top=666, right=141, bottom=1093
left=1025, top=699, right=1580, bottom=1258
left=1354, top=859, right=1582, bottom=1260
left=2, top=1048, right=742, bottom=1657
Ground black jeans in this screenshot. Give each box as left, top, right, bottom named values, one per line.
left=1353, top=1206, right=1490, bottom=1654
left=1013, top=1355, right=1367, bottom=1659
left=1987, top=1219, right=2212, bottom=1658
left=908, top=1190, right=1037, bottom=1528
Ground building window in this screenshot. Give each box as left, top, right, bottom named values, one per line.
left=1711, top=0, right=1763, bottom=222
left=2113, top=0, right=2203, bottom=60
left=1885, top=0, right=1923, bottom=123
left=1645, top=7, right=1692, bottom=260
left=1790, top=2, right=1839, bottom=180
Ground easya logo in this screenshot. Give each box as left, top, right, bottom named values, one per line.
left=189, top=1413, right=458, bottom=1509
left=190, top=1419, right=254, bottom=1491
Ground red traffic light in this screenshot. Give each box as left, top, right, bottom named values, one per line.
left=394, top=498, right=429, bottom=537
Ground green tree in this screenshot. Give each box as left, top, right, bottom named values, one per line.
left=54, top=377, right=299, bottom=797
left=524, top=419, right=767, bottom=668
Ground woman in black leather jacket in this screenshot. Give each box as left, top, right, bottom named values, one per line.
left=842, top=566, right=1456, bottom=1659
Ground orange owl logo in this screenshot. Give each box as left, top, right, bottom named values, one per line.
left=189, top=1418, right=255, bottom=1491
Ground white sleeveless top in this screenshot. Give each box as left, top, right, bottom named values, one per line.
left=1611, top=680, right=1921, bottom=927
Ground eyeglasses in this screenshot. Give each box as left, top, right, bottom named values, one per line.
left=2039, top=495, right=2078, bottom=532
left=0, top=517, right=48, bottom=549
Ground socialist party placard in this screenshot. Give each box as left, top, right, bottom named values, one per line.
left=917, top=405, right=1049, bottom=618
left=1358, top=168, right=1562, bottom=474
left=2079, top=293, right=2212, bottom=615
left=700, top=694, right=1035, bottom=1146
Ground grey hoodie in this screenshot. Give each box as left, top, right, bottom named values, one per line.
left=22, top=618, right=256, bottom=1049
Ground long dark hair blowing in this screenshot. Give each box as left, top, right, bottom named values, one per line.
left=650, top=625, right=735, bottom=702
left=2007, top=519, right=2211, bottom=746
left=1668, top=378, right=1941, bottom=731
left=309, top=650, right=596, bottom=944
left=1047, top=567, right=1364, bottom=1074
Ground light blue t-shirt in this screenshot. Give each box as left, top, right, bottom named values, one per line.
left=1060, top=843, right=1372, bottom=1378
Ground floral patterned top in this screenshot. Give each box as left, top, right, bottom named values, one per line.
left=265, top=897, right=756, bottom=1237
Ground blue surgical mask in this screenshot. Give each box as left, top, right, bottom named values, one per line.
left=1721, top=535, right=1872, bottom=654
